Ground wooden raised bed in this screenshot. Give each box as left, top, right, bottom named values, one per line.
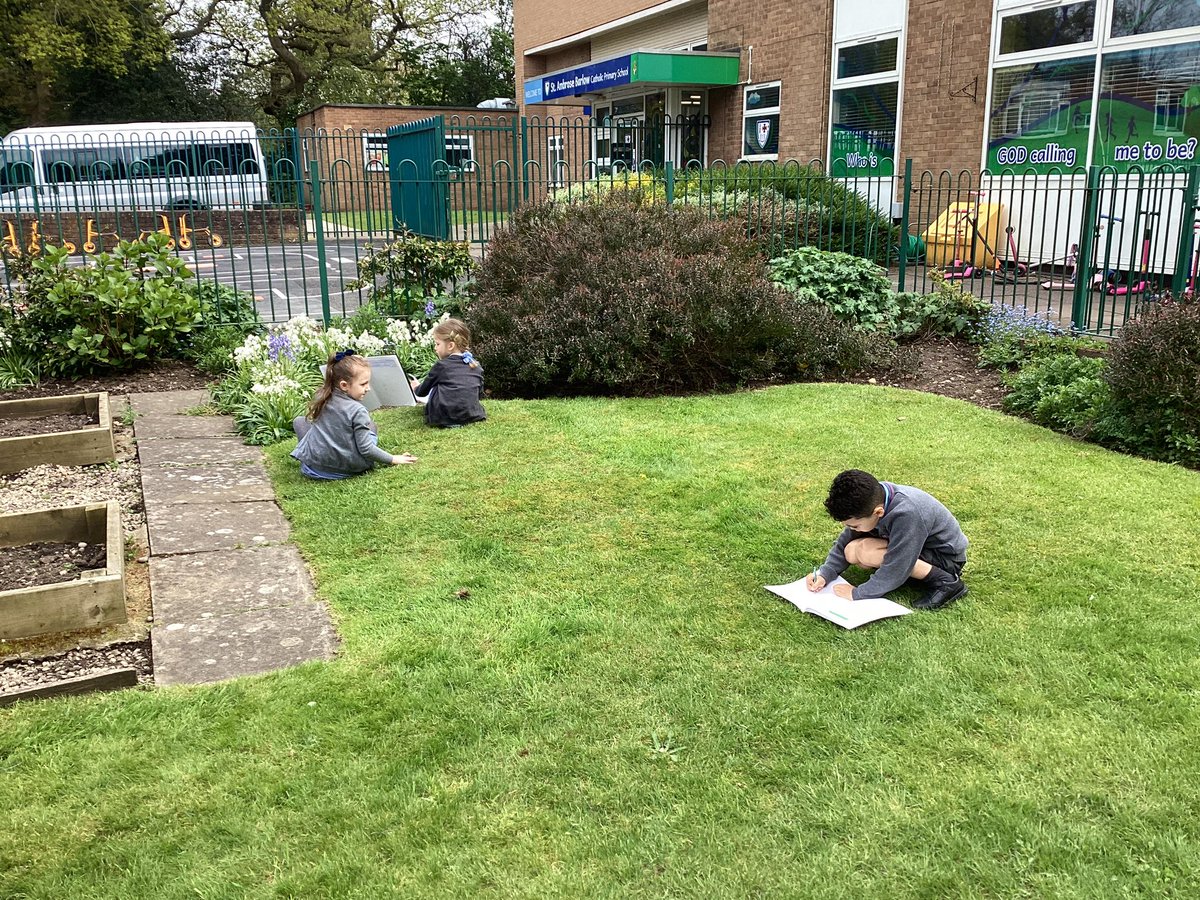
left=0, top=501, right=126, bottom=640
left=0, top=391, right=115, bottom=475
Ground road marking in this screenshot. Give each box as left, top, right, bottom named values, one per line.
left=303, top=253, right=320, bottom=262
left=337, top=256, right=356, bottom=265
left=271, top=288, right=287, bottom=300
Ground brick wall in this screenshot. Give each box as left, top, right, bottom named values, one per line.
left=899, top=0, right=993, bottom=177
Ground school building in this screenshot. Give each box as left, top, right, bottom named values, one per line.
left=515, top=0, right=1200, bottom=185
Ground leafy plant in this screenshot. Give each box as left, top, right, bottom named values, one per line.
left=346, top=230, right=475, bottom=318
left=1002, top=353, right=1113, bottom=437
left=1105, top=293, right=1200, bottom=467
left=769, top=247, right=896, bottom=331
left=5, top=235, right=200, bottom=375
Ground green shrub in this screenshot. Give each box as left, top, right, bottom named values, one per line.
left=5, top=235, right=199, bottom=375
left=677, top=163, right=898, bottom=262
left=346, top=230, right=475, bottom=318
left=1002, top=353, right=1112, bottom=437
left=184, top=284, right=264, bottom=376
left=770, top=247, right=895, bottom=330
left=469, top=196, right=894, bottom=398
left=1105, top=294, right=1200, bottom=466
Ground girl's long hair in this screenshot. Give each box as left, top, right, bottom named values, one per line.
left=431, top=318, right=479, bottom=367
left=309, top=353, right=367, bottom=420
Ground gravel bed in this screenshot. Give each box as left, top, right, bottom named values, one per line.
left=1, top=406, right=145, bottom=534
left=0, top=640, right=153, bottom=694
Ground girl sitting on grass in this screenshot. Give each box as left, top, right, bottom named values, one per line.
left=291, top=350, right=419, bottom=480
left=408, top=318, right=487, bottom=428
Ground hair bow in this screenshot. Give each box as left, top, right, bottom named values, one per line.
left=333, top=349, right=355, bottom=362
left=461, top=351, right=475, bottom=365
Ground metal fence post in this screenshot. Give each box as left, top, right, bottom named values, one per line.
left=309, top=160, right=332, bottom=326
left=1170, top=164, right=1200, bottom=296
left=898, top=158, right=913, bottom=292
left=1072, top=165, right=1102, bottom=332
left=665, top=161, right=675, bottom=205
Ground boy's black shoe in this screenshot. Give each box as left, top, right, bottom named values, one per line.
left=913, top=577, right=968, bottom=611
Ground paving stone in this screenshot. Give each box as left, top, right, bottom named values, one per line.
left=151, top=546, right=315, bottom=622
left=147, top=501, right=291, bottom=555
left=134, top=415, right=235, bottom=440
left=128, top=390, right=211, bottom=416
left=137, top=436, right=263, bottom=467
left=141, top=462, right=276, bottom=505
left=151, top=602, right=338, bottom=686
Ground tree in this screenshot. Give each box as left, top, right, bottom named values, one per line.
left=205, top=0, right=478, bottom=126
left=399, top=1, right=514, bottom=108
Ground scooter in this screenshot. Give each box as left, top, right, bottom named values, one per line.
left=1106, top=210, right=1159, bottom=296
left=1041, top=243, right=1078, bottom=292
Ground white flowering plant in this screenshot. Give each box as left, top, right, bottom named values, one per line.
left=212, top=311, right=445, bottom=445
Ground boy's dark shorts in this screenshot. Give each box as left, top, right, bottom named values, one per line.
left=919, top=547, right=967, bottom=577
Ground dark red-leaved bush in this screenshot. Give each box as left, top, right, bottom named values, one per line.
left=467, top=196, right=892, bottom=398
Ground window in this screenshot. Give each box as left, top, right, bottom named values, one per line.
left=0, top=147, right=33, bottom=194
left=837, top=38, right=898, bottom=78
left=1095, top=41, right=1200, bottom=166
left=998, top=1, right=1096, bottom=55
left=988, top=56, right=1093, bottom=170
left=42, top=146, right=128, bottom=182
left=1154, top=87, right=1185, bottom=134
left=444, top=135, right=475, bottom=172
left=1111, top=0, right=1200, bottom=38
left=363, top=133, right=387, bottom=172
left=547, top=135, right=566, bottom=186
left=989, top=1, right=1200, bottom=172
left=742, top=82, right=781, bottom=159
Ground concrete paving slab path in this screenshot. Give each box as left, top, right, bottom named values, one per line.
left=130, top=390, right=337, bottom=687
left=137, top=436, right=263, bottom=467
left=140, top=462, right=277, bottom=505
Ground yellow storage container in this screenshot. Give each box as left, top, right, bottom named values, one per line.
left=922, top=201, right=1009, bottom=269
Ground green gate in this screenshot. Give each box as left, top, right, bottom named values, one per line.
left=387, top=117, right=449, bottom=240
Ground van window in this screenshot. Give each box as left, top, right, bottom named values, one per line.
left=131, top=141, right=261, bottom=178
left=41, top=146, right=129, bottom=182
left=0, top=147, right=34, bottom=193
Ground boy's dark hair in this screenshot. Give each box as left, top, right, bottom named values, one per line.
left=824, top=469, right=885, bottom=520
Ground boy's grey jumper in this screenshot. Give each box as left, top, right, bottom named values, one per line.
left=816, top=482, right=968, bottom=600
left=290, top=389, right=393, bottom=475
left=413, top=354, right=486, bottom=428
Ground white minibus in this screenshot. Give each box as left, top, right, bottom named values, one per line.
left=0, top=121, right=270, bottom=213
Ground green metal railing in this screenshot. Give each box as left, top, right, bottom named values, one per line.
left=2, top=120, right=1197, bottom=336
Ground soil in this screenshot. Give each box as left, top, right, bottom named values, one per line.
left=0, top=358, right=209, bottom=403
left=0, top=413, right=98, bottom=438
left=863, top=335, right=1007, bottom=411
left=0, top=541, right=108, bottom=591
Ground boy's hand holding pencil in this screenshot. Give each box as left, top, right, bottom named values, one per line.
left=805, top=569, right=826, bottom=592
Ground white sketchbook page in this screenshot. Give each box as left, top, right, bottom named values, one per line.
left=765, top=576, right=911, bottom=629
left=319, top=355, right=418, bottom=410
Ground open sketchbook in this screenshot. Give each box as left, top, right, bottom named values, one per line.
left=765, top=576, right=910, bottom=630
left=320, top=355, right=427, bottom=411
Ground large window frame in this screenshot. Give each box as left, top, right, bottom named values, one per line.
left=741, top=81, right=781, bottom=161
left=986, top=0, right=1200, bottom=171
left=828, top=29, right=903, bottom=177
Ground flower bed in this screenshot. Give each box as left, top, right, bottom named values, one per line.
left=211, top=313, right=445, bottom=444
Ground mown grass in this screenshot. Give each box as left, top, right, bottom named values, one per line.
left=2, top=384, right=1199, bottom=898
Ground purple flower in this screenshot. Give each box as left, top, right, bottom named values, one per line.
left=267, top=333, right=295, bottom=362
left=424, top=299, right=437, bottom=317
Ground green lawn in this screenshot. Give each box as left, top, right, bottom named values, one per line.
left=3, top=384, right=1199, bottom=897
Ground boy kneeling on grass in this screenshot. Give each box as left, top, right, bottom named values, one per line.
left=807, top=469, right=969, bottom=611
